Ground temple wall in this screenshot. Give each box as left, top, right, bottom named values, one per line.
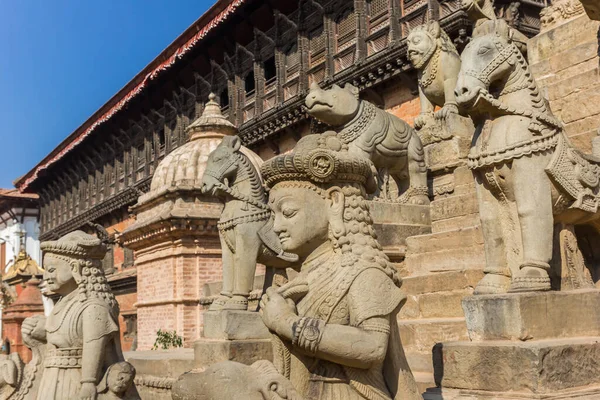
left=529, top=11, right=600, bottom=154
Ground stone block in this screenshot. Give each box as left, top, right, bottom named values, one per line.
left=462, top=290, right=600, bottom=341
left=420, top=290, right=473, bottom=318
left=440, top=337, right=600, bottom=394
left=401, top=270, right=483, bottom=295
left=398, top=294, right=420, bottom=319
left=203, top=310, right=270, bottom=340
left=398, top=317, right=468, bottom=352
left=568, top=129, right=596, bottom=154
left=431, top=214, right=480, bottom=233
left=430, top=192, right=479, bottom=222
left=126, top=349, right=195, bottom=378
left=375, top=224, right=432, bottom=248
left=528, top=15, right=600, bottom=64
left=406, top=226, right=483, bottom=254
left=547, top=67, right=600, bottom=102
left=368, top=201, right=431, bottom=226
left=558, top=83, right=600, bottom=124
left=193, top=338, right=273, bottom=368
left=425, top=137, right=470, bottom=171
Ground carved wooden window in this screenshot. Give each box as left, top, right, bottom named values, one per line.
left=335, top=8, right=357, bottom=52
left=367, top=0, right=389, bottom=34
left=309, top=25, right=326, bottom=66
left=123, top=247, right=134, bottom=268
left=263, top=57, right=276, bottom=85
left=102, top=246, right=115, bottom=275
left=285, top=43, right=300, bottom=76
left=136, top=142, right=145, bottom=182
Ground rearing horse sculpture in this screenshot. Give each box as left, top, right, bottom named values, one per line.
left=455, top=19, right=600, bottom=294
left=201, top=136, right=298, bottom=311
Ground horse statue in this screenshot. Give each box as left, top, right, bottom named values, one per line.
left=200, top=135, right=298, bottom=311
left=454, top=19, right=600, bottom=294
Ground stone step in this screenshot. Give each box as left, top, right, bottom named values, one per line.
left=406, top=225, right=483, bottom=254
left=399, top=317, right=468, bottom=353
left=431, top=213, right=479, bottom=234
left=430, top=192, right=478, bottom=223
left=401, top=270, right=483, bottom=295
left=404, top=245, right=485, bottom=275
left=399, top=289, right=473, bottom=319
left=414, top=371, right=437, bottom=396
left=406, top=350, right=435, bottom=374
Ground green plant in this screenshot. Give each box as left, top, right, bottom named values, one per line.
left=152, top=329, right=183, bottom=350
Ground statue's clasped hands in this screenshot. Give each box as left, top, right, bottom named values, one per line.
left=78, top=382, right=98, bottom=400
left=21, top=316, right=46, bottom=343
left=259, top=287, right=298, bottom=337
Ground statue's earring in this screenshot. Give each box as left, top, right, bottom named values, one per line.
left=327, top=189, right=346, bottom=240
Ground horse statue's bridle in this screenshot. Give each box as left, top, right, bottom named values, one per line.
left=464, top=36, right=515, bottom=87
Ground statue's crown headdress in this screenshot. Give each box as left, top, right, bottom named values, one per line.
left=261, top=132, right=376, bottom=192
left=41, top=230, right=107, bottom=260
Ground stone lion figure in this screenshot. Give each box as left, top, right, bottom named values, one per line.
left=408, top=21, right=474, bottom=145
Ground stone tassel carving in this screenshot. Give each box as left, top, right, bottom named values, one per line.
left=454, top=18, right=600, bottom=294
left=172, top=132, right=421, bottom=400
left=305, top=82, right=429, bottom=205
left=407, top=20, right=474, bottom=146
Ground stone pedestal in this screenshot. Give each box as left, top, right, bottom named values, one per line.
left=427, top=290, right=600, bottom=399
left=193, top=311, right=272, bottom=368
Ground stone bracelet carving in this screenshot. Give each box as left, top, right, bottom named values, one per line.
left=292, top=317, right=325, bottom=354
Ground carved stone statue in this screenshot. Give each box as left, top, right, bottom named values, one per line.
left=200, top=135, right=298, bottom=311
left=0, top=230, right=139, bottom=400
left=305, top=83, right=429, bottom=205
left=453, top=28, right=471, bottom=53
left=407, top=21, right=474, bottom=145
left=454, top=19, right=600, bottom=294
left=173, top=132, right=421, bottom=400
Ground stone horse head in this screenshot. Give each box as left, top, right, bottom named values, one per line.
left=201, top=135, right=245, bottom=197
left=454, top=19, right=524, bottom=114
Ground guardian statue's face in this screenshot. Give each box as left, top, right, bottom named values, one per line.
left=43, top=254, right=76, bottom=295
left=407, top=30, right=434, bottom=68
left=269, top=186, right=330, bottom=258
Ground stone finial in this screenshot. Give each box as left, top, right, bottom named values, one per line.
left=186, top=93, right=237, bottom=141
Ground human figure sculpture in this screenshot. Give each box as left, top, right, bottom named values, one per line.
left=173, top=132, right=421, bottom=400
left=453, top=28, right=471, bottom=53
left=97, top=362, right=136, bottom=400
left=305, top=82, right=429, bottom=205
left=407, top=21, right=474, bottom=145
left=454, top=19, right=600, bottom=293
left=3, top=230, right=140, bottom=400
left=200, top=135, right=298, bottom=311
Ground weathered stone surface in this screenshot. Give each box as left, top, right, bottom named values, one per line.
left=431, top=214, right=480, bottom=233
left=405, top=246, right=486, bottom=274
left=529, top=15, right=599, bottom=65
left=463, top=290, right=600, bottom=341
left=193, top=338, right=273, bottom=367
left=126, top=349, right=195, bottom=379
left=425, top=137, right=470, bottom=171
left=420, top=290, right=473, bottom=318
left=407, top=226, right=483, bottom=254
left=368, top=201, right=431, bottom=226
left=430, top=192, right=479, bottom=222
left=399, top=317, right=468, bottom=352
left=401, top=270, right=483, bottom=295
left=441, top=338, right=600, bottom=394
left=202, top=310, right=270, bottom=340
left=425, top=385, right=600, bottom=399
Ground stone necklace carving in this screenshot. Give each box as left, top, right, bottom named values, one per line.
left=418, top=48, right=440, bottom=89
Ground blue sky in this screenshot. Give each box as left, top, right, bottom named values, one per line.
left=0, top=0, right=213, bottom=188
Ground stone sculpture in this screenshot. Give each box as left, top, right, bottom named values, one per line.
left=0, top=230, right=139, bottom=400
left=305, top=82, right=429, bottom=205
left=200, top=135, right=298, bottom=311
left=454, top=18, right=600, bottom=294
left=539, top=0, right=585, bottom=31
left=453, top=28, right=471, bottom=53
left=407, top=21, right=474, bottom=145
left=173, top=132, right=421, bottom=400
